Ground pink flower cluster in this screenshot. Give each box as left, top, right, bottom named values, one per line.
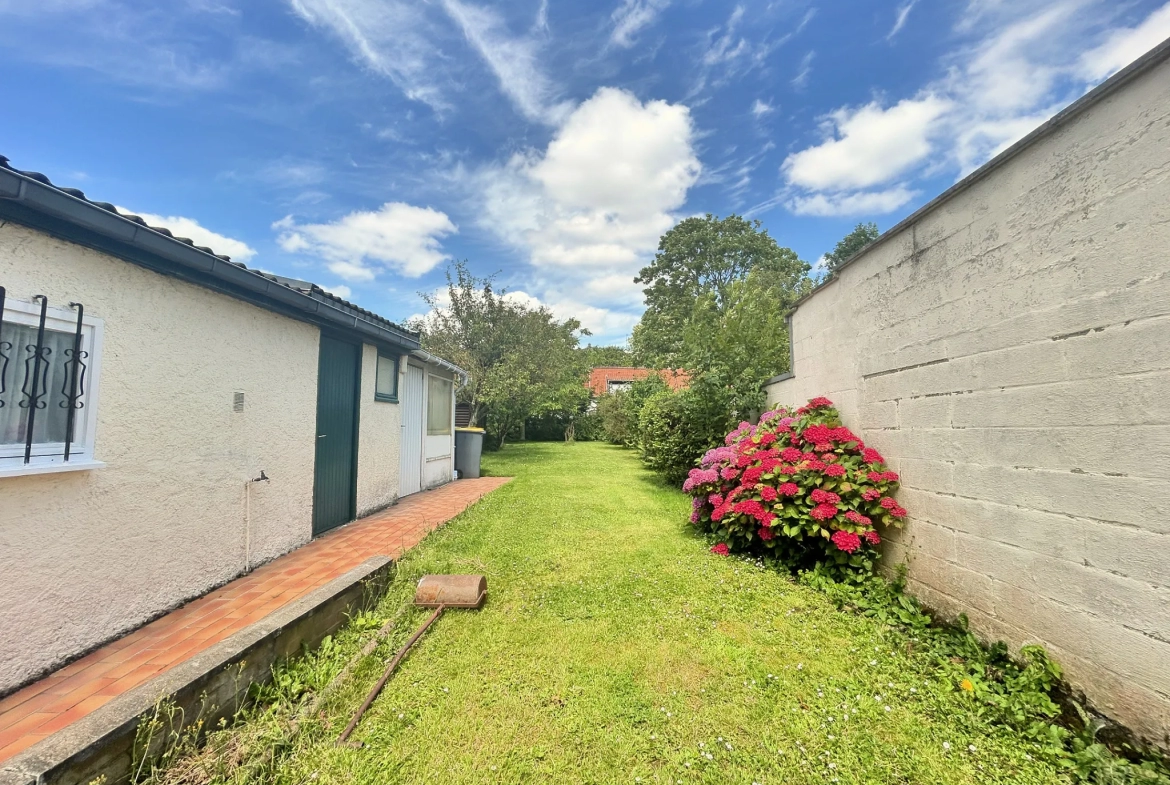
left=682, top=395, right=909, bottom=568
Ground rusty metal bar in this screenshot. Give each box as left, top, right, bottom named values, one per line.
left=336, top=604, right=445, bottom=746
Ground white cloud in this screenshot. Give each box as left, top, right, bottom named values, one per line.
left=273, top=203, right=457, bottom=279
left=702, top=6, right=749, bottom=67
left=783, top=95, right=952, bottom=191
left=1079, top=1, right=1170, bottom=80
left=779, top=0, right=1170, bottom=219
left=887, top=0, right=918, bottom=40
left=288, top=0, right=450, bottom=111
left=751, top=99, right=774, bottom=117
left=610, top=0, right=670, bottom=48
left=791, top=50, right=814, bottom=89
left=118, top=208, right=257, bottom=262
left=504, top=291, right=641, bottom=340
left=0, top=0, right=287, bottom=91
left=440, top=0, right=571, bottom=125
left=288, top=0, right=565, bottom=123
left=477, top=87, right=699, bottom=270
left=787, top=187, right=918, bottom=217
left=460, top=86, right=699, bottom=342
left=688, top=4, right=779, bottom=95
left=323, top=284, right=353, bottom=299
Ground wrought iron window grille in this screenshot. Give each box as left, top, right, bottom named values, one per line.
left=0, top=287, right=89, bottom=464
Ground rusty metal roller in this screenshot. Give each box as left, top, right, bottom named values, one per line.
left=414, top=574, right=487, bottom=609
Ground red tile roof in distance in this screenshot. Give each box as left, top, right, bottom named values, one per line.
left=587, top=367, right=689, bottom=396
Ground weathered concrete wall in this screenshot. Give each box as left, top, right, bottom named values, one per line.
left=0, top=222, right=321, bottom=694
left=766, top=50, right=1170, bottom=742
left=355, top=343, right=403, bottom=517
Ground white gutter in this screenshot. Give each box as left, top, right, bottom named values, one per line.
left=412, top=349, right=470, bottom=390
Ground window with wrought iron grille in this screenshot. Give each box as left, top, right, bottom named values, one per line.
left=0, top=288, right=104, bottom=476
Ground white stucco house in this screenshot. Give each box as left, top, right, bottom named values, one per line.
left=0, top=156, right=466, bottom=695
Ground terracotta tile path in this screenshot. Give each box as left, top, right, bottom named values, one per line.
left=0, top=476, right=512, bottom=763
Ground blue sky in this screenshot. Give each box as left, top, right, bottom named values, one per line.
left=2, top=0, right=1168, bottom=343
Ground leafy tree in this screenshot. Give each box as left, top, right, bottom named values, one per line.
left=823, top=221, right=880, bottom=272
left=580, top=344, right=634, bottom=367
left=631, top=214, right=809, bottom=371
left=412, top=263, right=588, bottom=449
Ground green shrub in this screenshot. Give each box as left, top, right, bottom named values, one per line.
left=595, top=391, right=635, bottom=445
left=636, top=381, right=741, bottom=486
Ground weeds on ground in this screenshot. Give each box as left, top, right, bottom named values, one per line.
left=800, top=566, right=1170, bottom=785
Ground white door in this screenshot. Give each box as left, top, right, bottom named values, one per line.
left=399, top=363, right=425, bottom=497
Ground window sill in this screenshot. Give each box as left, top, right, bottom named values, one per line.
left=374, top=393, right=399, bottom=403
left=0, top=459, right=107, bottom=478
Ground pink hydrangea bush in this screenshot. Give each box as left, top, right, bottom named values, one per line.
left=684, top=396, right=907, bottom=575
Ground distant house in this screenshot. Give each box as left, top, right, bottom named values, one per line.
left=0, top=155, right=466, bottom=695
left=586, top=366, right=689, bottom=397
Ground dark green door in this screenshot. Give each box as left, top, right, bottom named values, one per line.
left=313, top=335, right=361, bottom=536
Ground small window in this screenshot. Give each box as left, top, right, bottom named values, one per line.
left=427, top=375, right=452, bottom=435
left=375, top=351, right=399, bottom=402
left=0, top=293, right=104, bottom=476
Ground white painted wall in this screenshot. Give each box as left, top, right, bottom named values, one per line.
left=355, top=343, right=403, bottom=516
left=0, top=221, right=323, bottom=694
left=765, top=55, right=1170, bottom=742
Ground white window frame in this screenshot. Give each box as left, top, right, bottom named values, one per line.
left=0, top=297, right=105, bottom=478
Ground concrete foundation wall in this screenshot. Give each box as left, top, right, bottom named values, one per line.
left=765, top=52, right=1170, bottom=743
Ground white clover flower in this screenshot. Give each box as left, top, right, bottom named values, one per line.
left=968, top=745, right=976, bottom=753
left=943, top=742, right=952, bottom=751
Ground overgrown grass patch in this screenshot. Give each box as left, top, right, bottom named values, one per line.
left=146, top=442, right=1079, bottom=784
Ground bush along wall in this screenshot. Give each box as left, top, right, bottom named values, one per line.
left=683, top=397, right=905, bottom=579
left=685, top=395, right=1170, bottom=782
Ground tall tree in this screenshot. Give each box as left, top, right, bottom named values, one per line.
left=580, top=345, right=634, bottom=367
left=631, top=213, right=810, bottom=376
left=823, top=221, right=880, bottom=272
left=412, top=263, right=588, bottom=448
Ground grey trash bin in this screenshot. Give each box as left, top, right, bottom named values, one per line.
left=454, top=427, right=485, bottom=479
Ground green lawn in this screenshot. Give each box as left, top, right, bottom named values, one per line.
left=155, top=442, right=1064, bottom=784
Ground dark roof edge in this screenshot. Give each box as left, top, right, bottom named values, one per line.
left=0, top=168, right=421, bottom=352
left=789, top=34, right=1170, bottom=313
left=764, top=371, right=794, bottom=385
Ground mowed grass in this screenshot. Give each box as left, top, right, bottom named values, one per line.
left=159, top=442, right=1064, bottom=784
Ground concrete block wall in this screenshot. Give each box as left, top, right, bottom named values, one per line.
left=766, top=45, right=1170, bottom=744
